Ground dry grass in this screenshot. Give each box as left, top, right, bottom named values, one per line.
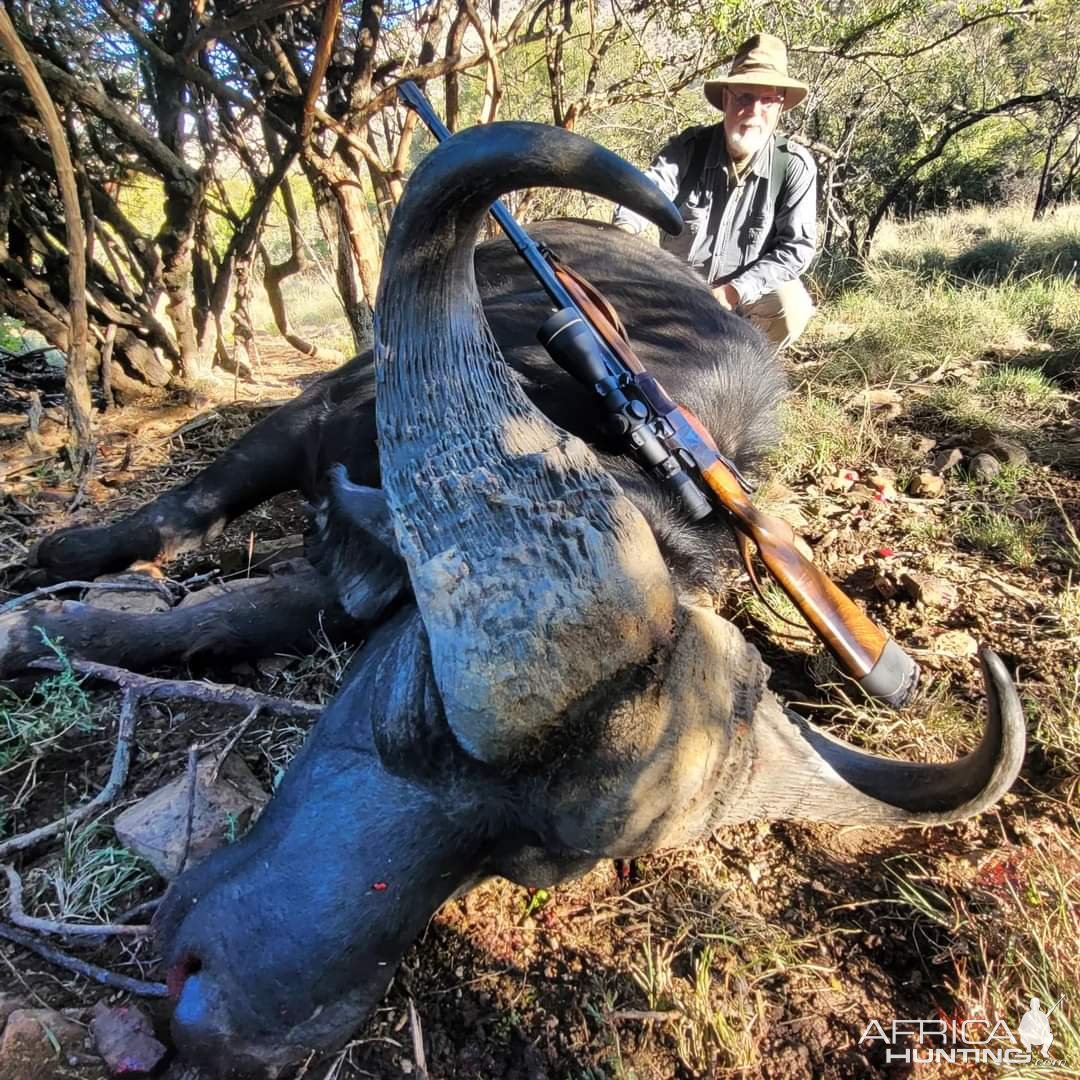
left=582, top=846, right=833, bottom=1077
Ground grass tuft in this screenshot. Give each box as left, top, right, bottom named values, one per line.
left=27, top=821, right=152, bottom=923
left=0, top=633, right=97, bottom=777
left=954, top=504, right=1045, bottom=568
left=768, top=393, right=881, bottom=485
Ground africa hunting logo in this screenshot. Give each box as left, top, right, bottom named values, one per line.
left=860, top=995, right=1065, bottom=1067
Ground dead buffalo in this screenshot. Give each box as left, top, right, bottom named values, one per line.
left=6, top=122, right=1023, bottom=1074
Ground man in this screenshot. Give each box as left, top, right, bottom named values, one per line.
left=613, top=34, right=817, bottom=350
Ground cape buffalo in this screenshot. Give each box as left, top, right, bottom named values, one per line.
left=3, top=122, right=1023, bottom=1075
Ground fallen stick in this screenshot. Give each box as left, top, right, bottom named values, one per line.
left=0, top=578, right=171, bottom=616
left=175, top=744, right=200, bottom=877
left=0, top=922, right=168, bottom=997
left=0, top=689, right=138, bottom=859
left=2, top=863, right=149, bottom=939
left=113, top=897, right=162, bottom=926
left=29, top=657, right=323, bottom=720
left=408, top=998, right=429, bottom=1080
left=210, top=705, right=260, bottom=784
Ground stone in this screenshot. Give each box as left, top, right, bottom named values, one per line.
left=85, top=572, right=172, bottom=615
left=868, top=470, right=897, bottom=500
left=932, top=448, right=964, bottom=473
left=0, top=997, right=26, bottom=1030
left=851, top=388, right=902, bottom=418
left=0, top=1008, right=86, bottom=1080
left=932, top=630, right=979, bottom=658
left=873, top=572, right=901, bottom=601
left=90, top=1002, right=167, bottom=1076
left=970, top=427, right=1029, bottom=465
left=176, top=577, right=266, bottom=609
left=909, top=472, right=945, bottom=498
left=967, top=452, right=1002, bottom=484
left=900, top=572, right=959, bottom=609
left=114, top=753, right=270, bottom=879
left=821, top=474, right=853, bottom=494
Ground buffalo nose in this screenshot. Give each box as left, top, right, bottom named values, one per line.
left=172, top=971, right=251, bottom=1074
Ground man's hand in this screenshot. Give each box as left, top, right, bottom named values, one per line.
left=712, top=283, right=740, bottom=310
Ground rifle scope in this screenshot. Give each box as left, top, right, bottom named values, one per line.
left=539, top=308, right=713, bottom=522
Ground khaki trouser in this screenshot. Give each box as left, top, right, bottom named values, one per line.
left=739, top=278, right=815, bottom=351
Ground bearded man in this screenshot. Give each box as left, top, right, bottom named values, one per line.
left=613, top=34, right=817, bottom=350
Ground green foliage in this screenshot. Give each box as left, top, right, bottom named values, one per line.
left=0, top=315, right=25, bottom=352
left=955, top=503, right=1046, bottom=567
left=28, top=822, right=151, bottom=922
left=118, top=174, right=167, bottom=238
left=769, top=392, right=880, bottom=484
left=0, top=633, right=97, bottom=776
left=806, top=205, right=1080, bottom=397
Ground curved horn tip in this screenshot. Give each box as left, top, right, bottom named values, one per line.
left=729, top=642, right=1027, bottom=828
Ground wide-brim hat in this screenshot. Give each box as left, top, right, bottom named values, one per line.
left=704, top=33, right=808, bottom=113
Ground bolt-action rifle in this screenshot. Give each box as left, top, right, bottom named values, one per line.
left=399, top=81, right=919, bottom=707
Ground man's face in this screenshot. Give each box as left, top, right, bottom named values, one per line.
left=722, top=84, right=785, bottom=161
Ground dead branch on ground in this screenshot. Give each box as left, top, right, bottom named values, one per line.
left=2, top=863, right=149, bottom=939
left=0, top=578, right=171, bottom=616
left=0, top=689, right=138, bottom=859
left=29, top=656, right=323, bottom=719
left=0, top=922, right=168, bottom=997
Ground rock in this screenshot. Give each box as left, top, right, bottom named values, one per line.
left=909, top=472, right=945, bottom=498
left=900, top=572, right=959, bottom=609
left=932, top=630, right=979, bottom=658
left=873, top=572, right=901, bottom=600
left=967, top=452, right=1002, bottom=484
left=851, top=388, right=902, bottom=418
left=849, top=482, right=878, bottom=501
left=176, top=577, right=266, bottom=609
left=868, top=470, right=897, bottom=500
left=114, top=753, right=270, bottom=879
left=821, top=474, right=853, bottom=494
left=85, top=572, right=172, bottom=615
left=90, top=1002, right=167, bottom=1076
left=970, top=427, right=1029, bottom=465
left=932, top=447, right=964, bottom=473
left=0, top=1008, right=86, bottom=1080
left=0, top=997, right=26, bottom=1030
left=770, top=503, right=809, bottom=530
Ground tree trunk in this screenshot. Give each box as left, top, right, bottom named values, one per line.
left=303, top=157, right=374, bottom=350
left=1033, top=128, right=1058, bottom=220
left=0, top=5, right=93, bottom=470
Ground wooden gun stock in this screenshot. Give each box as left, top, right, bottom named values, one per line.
left=699, top=459, right=917, bottom=705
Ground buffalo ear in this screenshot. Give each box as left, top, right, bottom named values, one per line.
left=309, top=466, right=408, bottom=621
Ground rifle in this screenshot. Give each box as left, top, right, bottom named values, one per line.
left=398, top=81, right=919, bottom=708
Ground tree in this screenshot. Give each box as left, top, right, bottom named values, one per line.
left=0, top=0, right=1074, bottom=436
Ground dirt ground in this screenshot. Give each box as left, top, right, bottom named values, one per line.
left=1, top=334, right=1077, bottom=1080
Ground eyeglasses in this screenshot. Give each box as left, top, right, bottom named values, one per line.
left=727, top=90, right=785, bottom=111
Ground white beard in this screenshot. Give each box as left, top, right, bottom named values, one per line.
left=726, top=123, right=770, bottom=162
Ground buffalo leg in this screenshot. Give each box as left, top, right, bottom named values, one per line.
left=32, top=357, right=376, bottom=581
left=0, top=562, right=358, bottom=676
